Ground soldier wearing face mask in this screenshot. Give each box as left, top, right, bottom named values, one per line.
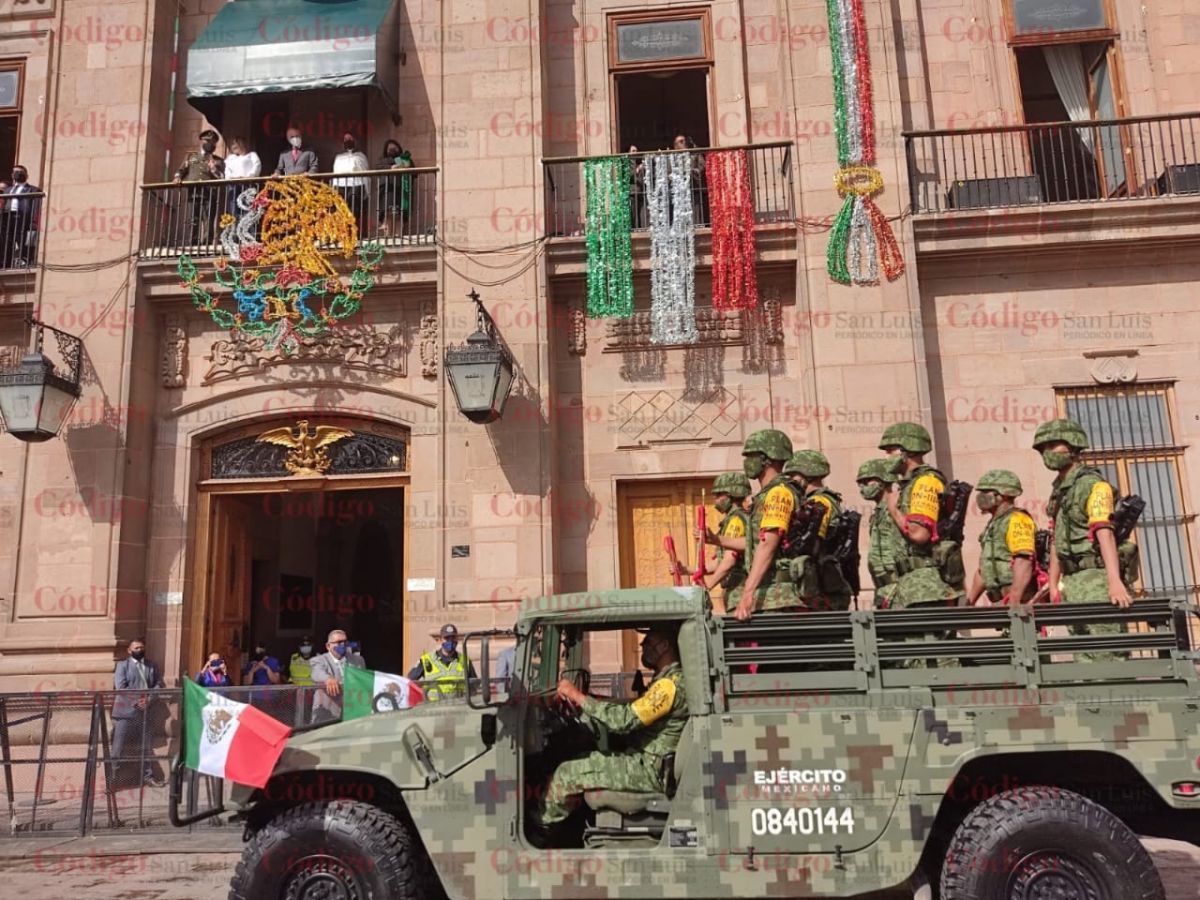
left=965, top=470, right=1037, bottom=607
left=288, top=636, right=316, bottom=686
left=407, top=624, right=477, bottom=702
left=694, top=472, right=752, bottom=613
left=782, top=450, right=852, bottom=611
left=172, top=128, right=225, bottom=246
left=856, top=458, right=902, bottom=606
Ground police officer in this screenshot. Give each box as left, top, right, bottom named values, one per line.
left=782, top=450, right=851, bottom=610
left=288, top=636, right=316, bottom=686
left=857, top=458, right=902, bottom=605
left=696, top=472, right=751, bottom=614
left=716, top=429, right=808, bottom=621
left=1033, top=419, right=1133, bottom=609
left=407, top=624, right=477, bottom=702
left=965, top=470, right=1037, bottom=606
left=878, top=422, right=963, bottom=607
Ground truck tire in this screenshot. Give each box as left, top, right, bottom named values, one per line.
left=939, top=786, right=1164, bottom=900
left=229, top=799, right=436, bottom=900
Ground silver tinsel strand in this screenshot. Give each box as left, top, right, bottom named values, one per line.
left=647, top=153, right=698, bottom=345
left=848, top=197, right=878, bottom=285
left=836, top=2, right=864, bottom=165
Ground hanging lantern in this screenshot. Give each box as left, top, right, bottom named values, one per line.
left=0, top=319, right=83, bottom=443
left=444, top=289, right=515, bottom=424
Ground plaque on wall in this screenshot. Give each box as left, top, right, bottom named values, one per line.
left=0, top=0, right=54, bottom=20
left=616, top=18, right=705, bottom=64
left=1012, top=0, right=1106, bottom=35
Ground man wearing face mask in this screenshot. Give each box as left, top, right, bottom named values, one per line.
left=309, top=629, right=366, bottom=723
left=288, top=636, right=316, bottom=686
left=407, top=624, right=477, bottom=702
left=965, top=470, right=1037, bottom=607
left=877, top=422, right=963, bottom=607
left=1, top=164, right=41, bottom=267
left=242, top=641, right=282, bottom=686
left=111, top=637, right=165, bottom=788
left=1034, top=418, right=1133, bottom=611
left=274, top=126, right=319, bottom=176
left=173, top=128, right=225, bottom=246
left=331, top=132, right=369, bottom=237
left=782, top=450, right=852, bottom=611
left=694, top=472, right=752, bottom=613
left=530, top=627, right=687, bottom=843
left=856, top=458, right=902, bottom=606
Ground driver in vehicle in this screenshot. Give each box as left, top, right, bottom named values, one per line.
left=529, top=626, right=687, bottom=842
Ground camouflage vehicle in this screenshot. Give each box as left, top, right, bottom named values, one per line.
left=172, top=587, right=1200, bottom=899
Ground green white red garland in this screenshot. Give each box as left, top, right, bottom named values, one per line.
left=825, top=0, right=904, bottom=285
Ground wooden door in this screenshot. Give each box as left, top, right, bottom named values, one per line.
left=616, top=478, right=723, bottom=669
left=205, top=494, right=255, bottom=682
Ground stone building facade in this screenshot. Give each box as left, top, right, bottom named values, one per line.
left=0, top=0, right=1197, bottom=689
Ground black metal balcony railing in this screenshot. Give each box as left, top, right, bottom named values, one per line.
left=905, top=113, right=1200, bottom=213
left=542, top=142, right=795, bottom=238
left=0, top=190, right=45, bottom=271
left=138, top=169, right=437, bottom=260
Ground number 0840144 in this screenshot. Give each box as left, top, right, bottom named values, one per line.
left=751, top=807, right=855, bottom=836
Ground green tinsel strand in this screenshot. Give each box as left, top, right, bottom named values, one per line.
left=826, top=196, right=855, bottom=285
left=825, top=0, right=849, bottom=166
left=585, top=157, right=634, bottom=318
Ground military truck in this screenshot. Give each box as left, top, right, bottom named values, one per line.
left=171, top=587, right=1200, bottom=899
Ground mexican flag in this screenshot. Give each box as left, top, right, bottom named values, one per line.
left=182, top=680, right=291, bottom=788
left=343, top=667, right=424, bottom=721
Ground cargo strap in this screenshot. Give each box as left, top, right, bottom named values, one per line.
left=1059, top=554, right=1101, bottom=576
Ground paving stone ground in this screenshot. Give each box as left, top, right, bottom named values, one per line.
left=0, top=835, right=1195, bottom=898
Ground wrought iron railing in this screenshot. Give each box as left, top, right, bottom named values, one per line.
left=905, top=113, right=1200, bottom=213
left=138, top=169, right=437, bottom=260
left=542, top=142, right=795, bottom=238
left=0, top=190, right=44, bottom=271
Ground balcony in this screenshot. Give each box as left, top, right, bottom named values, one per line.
left=540, top=143, right=797, bottom=279
left=136, top=170, right=437, bottom=298
left=0, top=190, right=44, bottom=300
left=904, top=113, right=1200, bottom=257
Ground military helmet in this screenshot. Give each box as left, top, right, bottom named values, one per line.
left=783, top=450, right=830, bottom=478
left=712, top=471, right=752, bottom=498
left=1032, top=417, right=1089, bottom=451
left=856, top=458, right=896, bottom=484
left=976, top=469, right=1023, bottom=497
left=742, top=429, right=793, bottom=462
left=878, top=421, right=932, bottom=453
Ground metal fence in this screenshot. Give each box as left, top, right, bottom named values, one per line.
left=542, top=142, right=795, bottom=238
left=137, top=169, right=438, bottom=260
left=905, top=113, right=1200, bottom=212
left=0, top=190, right=44, bottom=271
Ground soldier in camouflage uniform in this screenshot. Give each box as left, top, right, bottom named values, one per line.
left=712, top=429, right=811, bottom=620
left=965, top=470, right=1038, bottom=606
left=530, top=627, right=687, bottom=835
left=878, top=422, right=964, bottom=608
left=783, top=450, right=852, bottom=610
left=172, top=128, right=225, bottom=247
left=857, top=458, right=902, bottom=607
left=696, top=472, right=751, bottom=615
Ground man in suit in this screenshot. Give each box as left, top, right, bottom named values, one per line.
left=274, top=126, right=319, bottom=176
left=111, top=637, right=165, bottom=788
left=1, top=165, right=41, bottom=268
left=308, top=628, right=365, bottom=724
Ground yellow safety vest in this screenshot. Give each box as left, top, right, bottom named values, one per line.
left=420, top=652, right=466, bottom=701
left=289, top=653, right=314, bottom=686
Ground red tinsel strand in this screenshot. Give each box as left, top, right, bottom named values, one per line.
left=849, top=0, right=875, bottom=165
left=709, top=150, right=760, bottom=311
left=735, top=149, right=759, bottom=309
left=863, top=196, right=905, bottom=280
left=710, top=151, right=730, bottom=311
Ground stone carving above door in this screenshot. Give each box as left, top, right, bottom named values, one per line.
left=203, top=324, right=406, bottom=385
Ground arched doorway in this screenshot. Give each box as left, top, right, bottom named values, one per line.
left=184, top=417, right=410, bottom=682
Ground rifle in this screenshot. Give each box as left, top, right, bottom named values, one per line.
left=938, top=480, right=973, bottom=544
left=692, top=505, right=707, bottom=587
left=791, top=498, right=827, bottom=559
left=830, top=509, right=862, bottom=599
left=1034, top=529, right=1052, bottom=573
left=663, top=535, right=686, bottom=587
left=1112, top=494, right=1145, bottom=543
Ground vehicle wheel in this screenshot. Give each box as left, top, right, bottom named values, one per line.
left=229, top=799, right=437, bottom=900
left=939, top=785, right=1164, bottom=900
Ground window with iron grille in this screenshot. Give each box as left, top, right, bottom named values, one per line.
left=1056, top=383, right=1196, bottom=599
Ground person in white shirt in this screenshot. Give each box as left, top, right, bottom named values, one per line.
left=223, top=136, right=262, bottom=218
left=331, top=131, right=370, bottom=237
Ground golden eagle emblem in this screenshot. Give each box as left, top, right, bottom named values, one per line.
left=204, top=708, right=234, bottom=745
left=255, top=420, right=354, bottom=477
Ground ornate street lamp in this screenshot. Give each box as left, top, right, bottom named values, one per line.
left=444, top=289, right=514, bottom=424
left=0, top=317, right=83, bottom=442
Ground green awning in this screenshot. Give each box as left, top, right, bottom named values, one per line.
left=186, top=0, right=399, bottom=121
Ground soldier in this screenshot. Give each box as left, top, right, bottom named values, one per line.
left=710, top=429, right=809, bottom=620
left=965, top=470, right=1037, bottom=606
left=696, top=472, right=752, bottom=614
left=782, top=450, right=851, bottom=610
left=1033, top=419, right=1133, bottom=610
left=530, top=626, right=686, bottom=843
left=172, top=128, right=225, bottom=246
left=878, top=422, right=964, bottom=607
left=856, top=458, right=902, bottom=606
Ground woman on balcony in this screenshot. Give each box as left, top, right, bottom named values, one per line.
left=223, top=137, right=262, bottom=218
left=672, top=134, right=709, bottom=227
left=376, top=139, right=414, bottom=239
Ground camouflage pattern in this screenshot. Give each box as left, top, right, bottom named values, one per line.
left=783, top=450, right=830, bottom=478
left=887, top=464, right=961, bottom=607
left=976, top=469, right=1023, bottom=497
left=1033, top=417, right=1090, bottom=450
left=712, top=472, right=752, bottom=499
left=716, top=508, right=749, bottom=592
left=742, top=429, right=793, bottom=462
left=729, top=476, right=808, bottom=612
left=855, top=458, right=896, bottom=485
left=878, top=421, right=932, bottom=453
left=222, top=587, right=1200, bottom=900
left=978, top=506, right=1034, bottom=595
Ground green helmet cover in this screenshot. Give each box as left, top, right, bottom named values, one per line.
left=1032, top=417, right=1089, bottom=451
left=976, top=468, right=1023, bottom=497
left=856, top=458, right=896, bottom=484
left=783, top=450, right=831, bottom=478
left=878, top=421, right=933, bottom=453
left=712, top=471, right=752, bottom=498
left=743, top=429, right=794, bottom=463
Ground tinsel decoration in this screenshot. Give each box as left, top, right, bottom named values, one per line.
left=824, top=0, right=905, bottom=285
left=707, top=149, right=759, bottom=312
left=178, top=178, right=383, bottom=354
left=584, top=156, right=634, bottom=319
left=645, top=152, right=698, bottom=345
